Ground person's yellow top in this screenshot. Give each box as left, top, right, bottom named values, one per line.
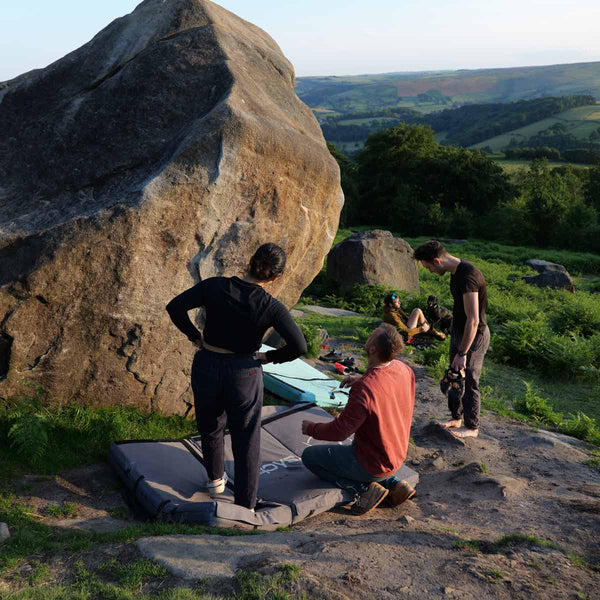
left=383, top=306, right=421, bottom=336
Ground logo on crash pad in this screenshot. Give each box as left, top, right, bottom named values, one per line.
left=260, top=455, right=301, bottom=475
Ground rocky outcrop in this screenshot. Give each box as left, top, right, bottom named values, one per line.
left=0, top=0, right=343, bottom=413
left=327, top=230, right=419, bottom=292
left=523, top=260, right=574, bottom=292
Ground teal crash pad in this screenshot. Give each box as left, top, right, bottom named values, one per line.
left=260, top=344, right=349, bottom=408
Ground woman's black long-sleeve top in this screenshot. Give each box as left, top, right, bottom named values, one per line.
left=166, top=276, right=306, bottom=364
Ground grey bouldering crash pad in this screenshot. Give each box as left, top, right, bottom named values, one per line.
left=108, top=403, right=418, bottom=529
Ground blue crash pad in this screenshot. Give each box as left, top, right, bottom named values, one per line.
left=260, top=344, right=349, bottom=408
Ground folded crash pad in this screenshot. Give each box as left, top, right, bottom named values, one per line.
left=260, top=344, right=348, bottom=408
left=108, top=403, right=418, bottom=530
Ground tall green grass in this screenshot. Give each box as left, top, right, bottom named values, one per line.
left=0, top=389, right=196, bottom=483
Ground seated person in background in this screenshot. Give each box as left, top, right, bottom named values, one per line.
left=383, top=292, right=445, bottom=340
left=301, top=324, right=416, bottom=515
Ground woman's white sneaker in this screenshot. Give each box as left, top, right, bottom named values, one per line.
left=206, top=473, right=227, bottom=496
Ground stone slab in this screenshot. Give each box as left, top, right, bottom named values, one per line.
left=135, top=532, right=311, bottom=579
left=301, top=305, right=361, bottom=317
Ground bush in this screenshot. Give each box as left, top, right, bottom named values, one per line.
left=299, top=324, right=322, bottom=358
left=513, top=382, right=562, bottom=427
left=559, top=412, right=600, bottom=445
left=324, top=283, right=394, bottom=317
left=1, top=393, right=196, bottom=475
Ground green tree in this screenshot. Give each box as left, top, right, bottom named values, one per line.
left=357, top=123, right=438, bottom=223
left=584, top=166, right=600, bottom=212
left=521, top=159, right=570, bottom=246
left=327, top=143, right=360, bottom=226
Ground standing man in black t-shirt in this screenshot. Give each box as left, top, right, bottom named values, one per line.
left=413, top=241, right=490, bottom=439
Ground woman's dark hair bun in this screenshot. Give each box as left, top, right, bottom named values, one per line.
left=249, top=243, right=287, bottom=281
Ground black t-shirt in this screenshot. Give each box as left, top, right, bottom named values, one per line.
left=166, top=276, right=306, bottom=364
left=450, top=261, right=488, bottom=334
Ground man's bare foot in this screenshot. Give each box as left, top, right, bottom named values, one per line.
left=436, top=419, right=462, bottom=429
left=450, top=427, right=479, bottom=439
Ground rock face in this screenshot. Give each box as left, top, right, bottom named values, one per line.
left=523, top=260, right=574, bottom=292
left=0, top=0, right=343, bottom=414
left=327, top=230, right=419, bottom=292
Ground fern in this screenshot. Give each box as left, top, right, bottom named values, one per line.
left=7, top=413, right=49, bottom=464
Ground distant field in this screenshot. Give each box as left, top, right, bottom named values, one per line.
left=494, top=158, right=591, bottom=174
left=471, top=104, right=600, bottom=152
left=329, top=140, right=364, bottom=154
left=312, top=107, right=337, bottom=114
left=338, top=117, right=399, bottom=126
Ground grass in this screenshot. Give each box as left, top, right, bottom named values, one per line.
left=486, top=568, right=504, bottom=580
left=0, top=394, right=197, bottom=486
left=294, top=312, right=380, bottom=345
left=453, top=532, right=591, bottom=568
left=0, top=493, right=259, bottom=575
left=1, top=560, right=304, bottom=600
left=584, top=450, right=600, bottom=472
left=107, top=506, right=130, bottom=520
left=45, top=502, right=78, bottom=519
left=235, top=564, right=301, bottom=600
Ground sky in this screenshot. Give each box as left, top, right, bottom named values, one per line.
left=2, top=0, right=600, bottom=81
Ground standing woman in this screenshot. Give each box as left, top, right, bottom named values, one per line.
left=166, top=243, right=307, bottom=510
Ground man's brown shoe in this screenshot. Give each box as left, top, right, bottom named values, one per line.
left=350, top=482, right=389, bottom=516
left=384, top=480, right=416, bottom=507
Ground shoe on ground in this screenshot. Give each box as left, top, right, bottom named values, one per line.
left=206, top=473, right=228, bottom=496
left=319, top=349, right=343, bottom=363
left=383, top=480, right=416, bottom=507
left=350, top=482, right=389, bottom=516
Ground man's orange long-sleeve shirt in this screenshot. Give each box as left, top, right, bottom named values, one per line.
left=305, top=360, right=415, bottom=477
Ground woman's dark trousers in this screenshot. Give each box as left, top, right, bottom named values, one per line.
left=191, top=350, right=263, bottom=509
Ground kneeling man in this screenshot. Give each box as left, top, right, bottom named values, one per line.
left=301, top=324, right=416, bottom=515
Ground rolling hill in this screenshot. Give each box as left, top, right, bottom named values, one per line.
left=296, top=61, right=600, bottom=114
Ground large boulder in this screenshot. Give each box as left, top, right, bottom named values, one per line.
left=523, top=259, right=574, bottom=292
left=0, top=0, right=343, bottom=414
left=327, top=230, right=419, bottom=292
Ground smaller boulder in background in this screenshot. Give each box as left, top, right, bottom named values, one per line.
left=327, top=230, right=419, bottom=292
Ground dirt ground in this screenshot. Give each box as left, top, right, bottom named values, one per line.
left=2, top=356, right=600, bottom=599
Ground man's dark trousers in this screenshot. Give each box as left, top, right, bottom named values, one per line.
left=448, top=326, right=490, bottom=429
left=191, top=349, right=263, bottom=509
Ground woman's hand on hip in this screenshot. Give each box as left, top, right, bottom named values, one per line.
left=253, top=351, right=269, bottom=364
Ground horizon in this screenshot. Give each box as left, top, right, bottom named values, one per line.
left=296, top=58, right=600, bottom=80
left=2, top=0, right=600, bottom=81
